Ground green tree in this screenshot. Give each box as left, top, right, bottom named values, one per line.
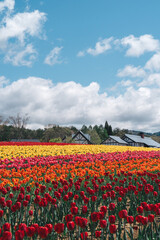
left=90, top=129, right=101, bottom=144
left=81, top=125, right=88, bottom=134
left=49, top=137, right=62, bottom=143
left=104, top=121, right=113, bottom=136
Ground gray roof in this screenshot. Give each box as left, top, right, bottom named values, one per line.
left=83, top=133, right=90, bottom=141
left=109, top=135, right=127, bottom=144
left=125, top=134, right=160, bottom=148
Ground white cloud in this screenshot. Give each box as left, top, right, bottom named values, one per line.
left=77, top=51, right=85, bottom=57
left=78, top=34, right=160, bottom=58
left=111, top=79, right=133, bottom=92
left=145, top=52, right=160, bottom=72
left=0, top=8, right=46, bottom=66
left=117, top=65, right=146, bottom=78
left=118, top=34, right=160, bottom=57
left=0, top=10, right=46, bottom=47
left=120, top=80, right=133, bottom=87
left=139, top=73, right=160, bottom=87
left=0, top=76, right=9, bottom=86
left=0, top=0, right=14, bottom=12
left=78, top=37, right=113, bottom=57
left=87, top=38, right=113, bottom=56
left=1, top=76, right=160, bottom=132
left=4, top=44, right=37, bottom=66
left=44, top=47, right=63, bottom=65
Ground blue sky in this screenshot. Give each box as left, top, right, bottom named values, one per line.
left=1, top=0, right=160, bottom=132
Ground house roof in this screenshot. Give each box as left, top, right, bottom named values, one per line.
left=101, top=135, right=127, bottom=145
left=124, top=134, right=160, bottom=147
left=72, top=130, right=92, bottom=143
left=109, top=135, right=128, bottom=144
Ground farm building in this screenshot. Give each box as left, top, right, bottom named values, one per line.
left=72, top=130, right=92, bottom=144
left=122, top=133, right=160, bottom=148
left=101, top=135, right=128, bottom=146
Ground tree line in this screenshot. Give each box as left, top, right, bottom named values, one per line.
left=0, top=114, right=121, bottom=143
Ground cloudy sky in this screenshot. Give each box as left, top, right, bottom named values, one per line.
left=1, top=0, right=160, bottom=132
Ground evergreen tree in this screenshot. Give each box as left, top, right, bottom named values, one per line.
left=81, top=125, right=88, bottom=134
left=104, top=121, right=113, bottom=136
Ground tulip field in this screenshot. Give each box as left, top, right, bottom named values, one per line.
left=0, top=142, right=160, bottom=239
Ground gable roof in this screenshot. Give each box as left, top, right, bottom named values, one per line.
left=72, top=130, right=92, bottom=144
left=101, top=135, right=127, bottom=144
left=109, top=135, right=128, bottom=144
left=124, top=134, right=160, bottom=148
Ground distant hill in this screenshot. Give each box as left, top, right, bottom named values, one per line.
left=128, top=130, right=152, bottom=136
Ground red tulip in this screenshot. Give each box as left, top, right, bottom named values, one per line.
left=82, top=205, right=88, bottom=214
left=63, top=185, right=69, bottom=191
left=15, top=230, right=25, bottom=240
left=38, top=227, right=49, bottom=239
left=119, top=210, right=128, bottom=219
left=102, top=194, right=107, bottom=200
left=51, top=198, right=57, bottom=205
left=83, top=197, right=89, bottom=204
left=54, top=223, right=64, bottom=234
left=118, top=197, right=122, bottom=202
left=109, top=224, right=117, bottom=234
left=148, top=214, right=154, bottom=222
left=109, top=215, right=116, bottom=224
left=67, top=221, right=75, bottom=231
left=100, top=219, right=107, bottom=228
left=141, top=216, right=148, bottom=225
left=19, top=223, right=27, bottom=232
left=65, top=214, right=73, bottom=222
left=95, top=231, right=101, bottom=238
left=100, top=206, right=107, bottom=214
left=127, top=216, right=134, bottom=224
left=9, top=193, right=14, bottom=198
left=71, top=206, right=78, bottom=215
left=0, top=210, right=4, bottom=217
left=63, top=195, right=69, bottom=201
left=23, top=200, right=28, bottom=207
left=6, top=200, right=12, bottom=208
left=91, top=212, right=99, bottom=222
left=1, top=231, right=12, bottom=240
left=135, top=215, right=143, bottom=223
left=68, top=192, right=73, bottom=198
left=79, top=218, right=88, bottom=228
left=71, top=202, right=76, bottom=207
left=29, top=210, right=33, bottom=216
left=137, top=206, right=143, bottom=214
left=99, top=211, right=105, bottom=219
left=26, top=186, right=31, bottom=192
left=153, top=191, right=158, bottom=197
left=31, top=224, right=39, bottom=233
left=3, top=223, right=10, bottom=231
left=109, top=203, right=115, bottom=211
left=74, top=194, right=79, bottom=200
left=75, top=216, right=81, bottom=225
left=16, top=202, right=21, bottom=210
left=91, top=195, right=97, bottom=202
left=26, top=227, right=36, bottom=237
left=80, top=232, right=88, bottom=240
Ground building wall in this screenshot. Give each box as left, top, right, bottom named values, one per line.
left=102, top=137, right=126, bottom=146
left=73, top=133, right=89, bottom=144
